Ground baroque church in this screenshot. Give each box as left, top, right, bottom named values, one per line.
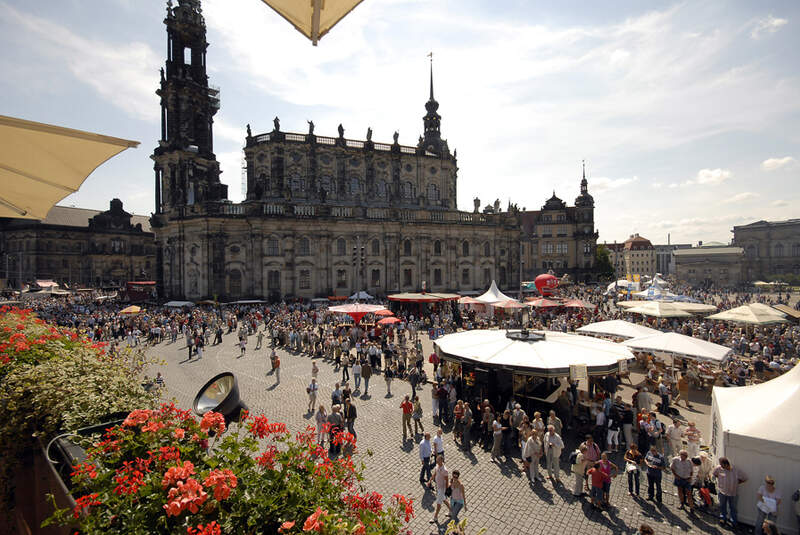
left=151, top=0, right=599, bottom=301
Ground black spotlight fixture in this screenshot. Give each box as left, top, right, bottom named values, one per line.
left=193, top=372, right=248, bottom=424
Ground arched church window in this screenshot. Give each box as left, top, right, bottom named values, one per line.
left=371, top=239, right=380, bottom=256
left=402, top=181, right=414, bottom=199
left=775, top=243, right=784, bottom=257
left=298, top=237, right=310, bottom=256
left=266, top=238, right=279, bottom=256
left=336, top=238, right=346, bottom=256
left=462, top=241, right=470, bottom=257
left=434, top=240, right=442, bottom=256
left=376, top=180, right=387, bottom=199
left=427, top=183, right=440, bottom=202
left=484, top=242, right=490, bottom=257
left=403, top=240, right=412, bottom=256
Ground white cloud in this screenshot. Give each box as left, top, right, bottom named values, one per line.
left=772, top=200, right=789, bottom=207
left=589, top=175, right=638, bottom=193
left=761, top=156, right=796, bottom=171
left=751, top=15, right=788, bottom=39
left=686, top=168, right=732, bottom=186
left=1, top=3, right=159, bottom=122
left=721, top=192, right=758, bottom=204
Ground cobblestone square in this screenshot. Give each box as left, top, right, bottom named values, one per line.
left=149, top=331, right=741, bottom=535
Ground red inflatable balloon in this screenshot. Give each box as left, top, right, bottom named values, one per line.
left=534, top=273, right=559, bottom=296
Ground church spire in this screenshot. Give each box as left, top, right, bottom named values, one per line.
left=576, top=159, right=593, bottom=207
left=419, top=52, right=444, bottom=156
left=429, top=55, right=434, bottom=101
left=581, top=159, right=588, bottom=193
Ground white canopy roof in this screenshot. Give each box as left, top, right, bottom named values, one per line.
left=475, top=280, right=515, bottom=304
left=633, top=286, right=678, bottom=299
left=577, top=320, right=661, bottom=340
left=707, top=303, right=788, bottom=325
left=164, top=300, right=194, bottom=307
left=435, top=329, right=634, bottom=377
left=605, top=279, right=641, bottom=294
left=714, top=363, right=800, bottom=452
left=349, top=291, right=374, bottom=300
left=622, top=332, right=733, bottom=363
left=626, top=301, right=692, bottom=318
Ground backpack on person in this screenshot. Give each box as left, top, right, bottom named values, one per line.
left=568, top=449, right=580, bottom=466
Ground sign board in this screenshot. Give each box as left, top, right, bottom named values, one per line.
left=618, top=359, right=628, bottom=373
left=569, top=364, right=588, bottom=382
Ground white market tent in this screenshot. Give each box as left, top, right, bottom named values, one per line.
left=434, top=329, right=634, bottom=377
left=626, top=301, right=692, bottom=318
left=576, top=320, right=661, bottom=340
left=349, top=290, right=374, bottom=300
left=164, top=300, right=194, bottom=307
left=711, top=364, right=800, bottom=534
left=474, top=280, right=515, bottom=304
left=605, top=279, right=641, bottom=294
left=622, top=332, right=733, bottom=363
left=617, top=300, right=716, bottom=314
left=646, top=273, right=669, bottom=289
left=707, top=303, right=788, bottom=325
left=633, top=286, right=678, bottom=299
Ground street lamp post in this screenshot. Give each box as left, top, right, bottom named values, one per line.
left=351, top=237, right=365, bottom=302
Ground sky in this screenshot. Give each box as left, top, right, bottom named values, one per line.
left=2, top=0, right=798, bottom=245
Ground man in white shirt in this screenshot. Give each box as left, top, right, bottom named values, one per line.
left=432, top=428, right=445, bottom=461
left=307, top=378, right=319, bottom=413
left=544, top=425, right=564, bottom=483
left=418, top=433, right=432, bottom=484
left=666, top=419, right=683, bottom=458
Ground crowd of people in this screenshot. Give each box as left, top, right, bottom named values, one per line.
left=9, top=282, right=800, bottom=532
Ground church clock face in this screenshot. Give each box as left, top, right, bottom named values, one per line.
left=404, top=163, right=413, bottom=172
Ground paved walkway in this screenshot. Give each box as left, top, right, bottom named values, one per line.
left=146, top=332, right=744, bottom=535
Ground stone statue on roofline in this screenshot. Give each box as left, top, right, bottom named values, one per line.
left=307, top=120, right=314, bottom=135
left=473, top=197, right=480, bottom=213
left=393, top=131, right=399, bottom=144
left=366, top=127, right=372, bottom=141
left=338, top=123, right=345, bottom=138
left=273, top=116, right=280, bottom=132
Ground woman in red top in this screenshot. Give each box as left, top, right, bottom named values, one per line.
left=587, top=462, right=610, bottom=509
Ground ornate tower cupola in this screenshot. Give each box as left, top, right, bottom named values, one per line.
left=152, top=0, right=227, bottom=214
left=418, top=57, right=446, bottom=156
left=575, top=160, right=594, bottom=208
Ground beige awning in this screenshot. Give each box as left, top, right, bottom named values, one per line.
left=0, top=115, right=139, bottom=220
left=259, top=0, right=364, bottom=45
left=707, top=303, right=788, bottom=325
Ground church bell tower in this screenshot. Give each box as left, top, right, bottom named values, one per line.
left=152, top=0, right=227, bottom=215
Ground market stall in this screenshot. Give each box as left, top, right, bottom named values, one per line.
left=434, top=329, right=634, bottom=410
left=711, top=364, right=800, bottom=534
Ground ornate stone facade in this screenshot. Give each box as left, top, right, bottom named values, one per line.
left=0, top=199, right=156, bottom=288
left=150, top=0, right=599, bottom=301
left=732, top=219, right=800, bottom=281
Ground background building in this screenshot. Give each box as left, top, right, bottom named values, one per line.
left=673, top=245, right=744, bottom=288
left=732, top=219, right=800, bottom=281
left=0, top=199, right=155, bottom=288
left=653, top=242, right=692, bottom=275
left=151, top=0, right=599, bottom=301
left=605, top=234, right=655, bottom=279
